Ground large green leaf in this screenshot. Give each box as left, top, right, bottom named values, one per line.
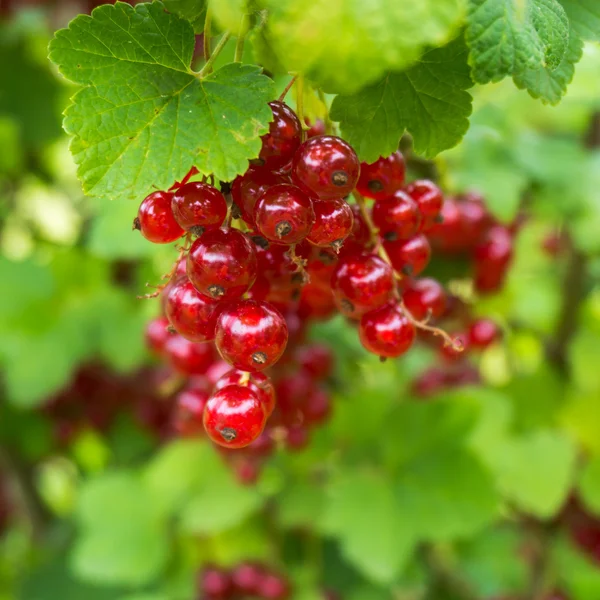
left=49, top=2, right=275, bottom=201
left=262, top=0, right=465, bottom=94
left=466, top=0, right=570, bottom=84
left=558, top=0, right=600, bottom=41
left=163, top=0, right=207, bottom=32
left=331, top=37, right=473, bottom=161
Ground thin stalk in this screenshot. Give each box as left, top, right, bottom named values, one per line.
left=203, top=10, right=212, bottom=61
left=317, top=88, right=334, bottom=134
left=278, top=74, right=298, bottom=102
left=234, top=15, right=248, bottom=62
left=199, top=32, right=232, bottom=78
left=295, top=75, right=309, bottom=140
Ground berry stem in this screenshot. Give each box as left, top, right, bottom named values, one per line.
left=317, top=88, right=334, bottom=134
left=198, top=31, right=232, bottom=78
left=203, top=10, right=212, bottom=61
left=287, top=244, right=309, bottom=283
left=400, top=300, right=463, bottom=351
left=239, top=371, right=251, bottom=385
left=169, top=166, right=199, bottom=191
left=278, top=74, right=298, bottom=102
left=295, top=75, right=310, bottom=141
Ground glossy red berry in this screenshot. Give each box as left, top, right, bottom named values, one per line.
left=203, top=384, right=267, bottom=448
left=384, top=234, right=431, bottom=276
left=406, top=180, right=443, bottom=231
left=134, top=191, right=183, bottom=243
left=200, top=566, right=233, bottom=600
left=298, top=282, right=336, bottom=320
left=215, top=369, right=276, bottom=417
left=331, top=253, right=395, bottom=318
left=259, top=101, right=302, bottom=170
left=427, top=197, right=465, bottom=253
left=292, top=135, right=360, bottom=200
left=145, top=316, right=172, bottom=355
left=165, top=278, right=223, bottom=342
left=372, top=190, right=421, bottom=241
left=295, top=343, right=334, bottom=380
left=275, top=370, right=315, bottom=420
left=187, top=228, right=257, bottom=300
left=460, top=194, right=492, bottom=245
left=473, top=265, right=507, bottom=294
left=306, top=197, right=354, bottom=249
left=171, top=182, right=227, bottom=234
left=468, top=318, right=500, bottom=349
left=164, top=334, right=215, bottom=375
left=439, top=332, right=470, bottom=362
left=306, top=118, right=326, bottom=138
left=254, top=183, right=315, bottom=244
left=172, top=386, right=210, bottom=436
left=215, top=300, right=288, bottom=371
left=257, top=573, right=291, bottom=600
left=359, top=303, right=416, bottom=357
left=232, top=562, right=264, bottom=595
left=356, top=151, right=406, bottom=200
left=402, top=278, right=446, bottom=321
left=474, top=225, right=513, bottom=268
left=231, top=167, right=286, bottom=226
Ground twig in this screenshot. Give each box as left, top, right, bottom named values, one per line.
left=278, top=74, right=298, bottom=102
left=198, top=32, right=232, bottom=78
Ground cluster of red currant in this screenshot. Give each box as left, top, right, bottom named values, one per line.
left=198, top=563, right=291, bottom=600
left=133, top=98, right=504, bottom=450
left=428, top=192, right=516, bottom=294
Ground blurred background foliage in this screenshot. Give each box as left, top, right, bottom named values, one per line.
left=1, top=2, right=600, bottom=600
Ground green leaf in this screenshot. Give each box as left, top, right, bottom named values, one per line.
left=277, top=480, right=325, bottom=529
left=486, top=430, right=577, bottom=518
left=553, top=535, right=600, bottom=600
left=322, top=471, right=416, bottom=584
left=49, top=2, right=275, bottom=201
left=71, top=472, right=169, bottom=586
left=514, top=26, right=584, bottom=104
left=331, top=37, right=473, bottom=161
left=579, top=455, right=600, bottom=516
left=208, top=0, right=248, bottom=35
left=466, top=0, right=570, bottom=84
left=163, top=0, right=207, bottom=32
left=558, top=0, right=600, bottom=41
left=262, top=0, right=465, bottom=94
left=561, top=392, right=600, bottom=455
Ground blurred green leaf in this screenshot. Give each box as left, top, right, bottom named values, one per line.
left=553, top=535, right=600, bottom=599
left=561, top=391, right=600, bottom=455
left=277, top=480, right=326, bottom=529
left=579, top=455, right=600, bottom=516
left=558, top=0, right=600, bottom=41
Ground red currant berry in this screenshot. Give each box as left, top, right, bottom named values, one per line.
left=474, top=225, right=513, bottom=268
left=372, top=190, right=421, bottom=241
left=295, top=343, right=334, bottom=380
left=145, top=316, right=172, bottom=355
left=285, top=425, right=310, bottom=452
left=171, top=182, right=227, bottom=235
left=292, top=135, right=360, bottom=200
left=275, top=370, right=315, bottom=419
left=306, top=118, right=326, bottom=138
left=459, top=194, right=492, bottom=245
left=164, top=334, right=215, bottom=375
left=359, top=303, right=416, bottom=358
left=215, top=369, right=276, bottom=417
left=187, top=228, right=258, bottom=300
left=439, top=332, right=470, bottom=362
left=231, top=167, right=287, bottom=226
left=402, top=278, right=446, bottom=321
left=215, top=300, right=288, bottom=371
left=427, top=197, right=465, bottom=253
left=356, top=151, right=406, bottom=200
left=206, top=360, right=234, bottom=384
left=384, top=234, right=431, bottom=276
left=331, top=252, right=395, bottom=318
left=306, top=197, right=354, bottom=250
left=349, top=204, right=373, bottom=247
left=134, top=191, right=183, bottom=243
left=234, top=457, right=262, bottom=486
left=259, top=101, right=302, bottom=170
left=468, top=318, right=500, bottom=349
left=172, top=386, right=210, bottom=436
left=258, top=573, right=291, bottom=600
left=406, top=180, right=443, bottom=231
left=298, top=282, right=336, bottom=320
left=232, top=562, right=264, bottom=595
left=165, top=278, right=224, bottom=342
left=200, top=566, right=233, bottom=600
left=203, top=385, right=266, bottom=448
left=411, top=367, right=448, bottom=398
left=254, top=183, right=315, bottom=244
left=473, top=265, right=507, bottom=295
left=302, top=387, right=331, bottom=425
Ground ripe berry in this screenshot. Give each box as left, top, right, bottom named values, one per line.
left=172, top=386, right=210, bottom=436
left=165, top=278, right=223, bottom=342
left=215, top=300, right=288, bottom=371
left=275, top=370, right=315, bottom=420
left=406, top=180, right=443, bottom=231
left=331, top=253, right=395, bottom=318
left=187, top=228, right=257, bottom=300
left=372, top=190, right=421, bottom=241
left=427, top=197, right=465, bottom=253
left=359, top=303, right=416, bottom=357
left=384, top=234, right=431, bottom=276
left=474, top=225, right=513, bottom=268
left=257, top=573, right=291, bottom=600
left=306, top=118, right=326, bottom=137
left=356, top=151, right=406, bottom=200
left=292, top=135, right=360, bottom=200
left=460, top=194, right=491, bottom=245
left=295, top=343, right=334, bottom=380
left=234, top=458, right=261, bottom=486
left=402, top=278, right=446, bottom=321
left=285, top=425, right=310, bottom=452
left=231, top=167, right=286, bottom=226
left=215, top=369, right=276, bottom=417
left=468, top=318, right=500, bottom=349
left=171, top=182, right=227, bottom=235
left=259, top=101, right=302, bottom=170
left=203, top=385, right=266, bottom=448
left=134, top=191, right=183, bottom=243
left=254, top=183, right=315, bottom=244
left=439, top=332, right=470, bottom=362
left=200, top=566, right=233, bottom=599
left=302, top=387, right=331, bottom=425
left=306, top=198, right=354, bottom=250
left=232, top=562, right=264, bottom=595
left=164, top=334, right=215, bottom=375
left=145, top=316, right=172, bottom=355
left=473, top=265, right=507, bottom=294
left=298, top=282, right=336, bottom=320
